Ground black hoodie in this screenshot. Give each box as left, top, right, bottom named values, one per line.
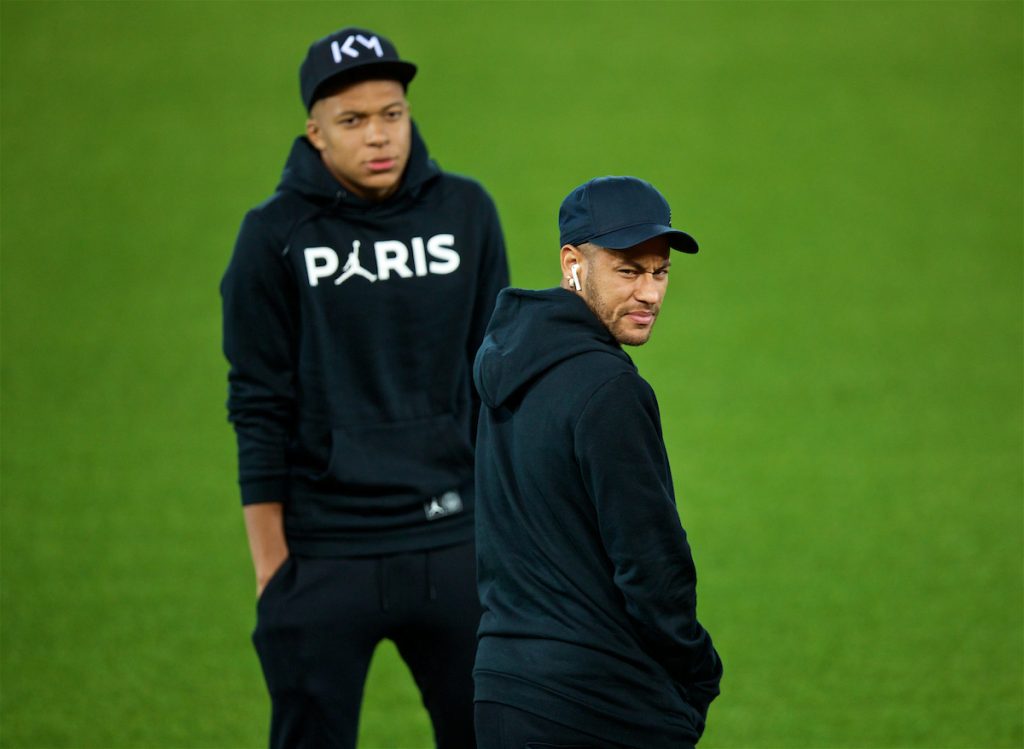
left=473, top=287, right=722, bottom=748
left=221, top=125, right=508, bottom=556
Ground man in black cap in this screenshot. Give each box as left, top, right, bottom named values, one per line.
left=221, top=26, right=508, bottom=748
left=472, top=177, right=722, bottom=749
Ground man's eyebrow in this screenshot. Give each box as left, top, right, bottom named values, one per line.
left=614, top=257, right=644, bottom=269
left=335, top=100, right=406, bottom=118
left=615, top=257, right=672, bottom=269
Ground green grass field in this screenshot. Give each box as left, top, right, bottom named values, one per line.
left=2, top=1, right=1021, bottom=747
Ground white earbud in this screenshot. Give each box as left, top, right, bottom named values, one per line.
left=569, top=263, right=582, bottom=291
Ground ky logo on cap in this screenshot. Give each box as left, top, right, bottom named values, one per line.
left=331, top=34, right=383, bottom=63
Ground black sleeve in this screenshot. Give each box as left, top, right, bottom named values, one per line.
left=220, top=209, right=299, bottom=505
left=574, top=372, right=722, bottom=715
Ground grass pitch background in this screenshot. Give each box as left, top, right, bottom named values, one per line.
left=1, top=1, right=1021, bottom=747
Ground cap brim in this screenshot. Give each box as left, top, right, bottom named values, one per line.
left=591, top=224, right=698, bottom=254
left=309, top=60, right=418, bottom=108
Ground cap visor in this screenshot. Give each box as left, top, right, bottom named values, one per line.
left=310, top=60, right=418, bottom=106
left=591, top=224, right=698, bottom=254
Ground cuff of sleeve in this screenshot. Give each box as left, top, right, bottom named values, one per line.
left=240, top=478, right=290, bottom=505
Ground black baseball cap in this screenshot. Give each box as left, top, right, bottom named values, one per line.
left=300, top=27, right=417, bottom=110
left=558, top=176, right=698, bottom=254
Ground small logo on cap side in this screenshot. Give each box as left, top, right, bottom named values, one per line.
left=330, top=34, right=384, bottom=63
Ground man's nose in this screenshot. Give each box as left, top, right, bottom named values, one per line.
left=365, top=118, right=388, bottom=145
left=634, top=273, right=662, bottom=304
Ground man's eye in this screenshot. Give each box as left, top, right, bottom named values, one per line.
left=385, top=110, right=403, bottom=120
left=339, top=117, right=359, bottom=127
left=619, top=269, right=638, bottom=277
left=654, top=269, right=669, bottom=277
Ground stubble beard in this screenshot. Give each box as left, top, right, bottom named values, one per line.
left=582, top=273, right=655, bottom=347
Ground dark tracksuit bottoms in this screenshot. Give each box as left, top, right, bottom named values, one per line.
left=253, top=541, right=481, bottom=749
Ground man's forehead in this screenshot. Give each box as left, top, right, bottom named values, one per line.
left=314, top=79, right=407, bottom=111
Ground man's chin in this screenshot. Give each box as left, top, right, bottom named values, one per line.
left=614, top=326, right=654, bottom=347
left=357, top=175, right=402, bottom=201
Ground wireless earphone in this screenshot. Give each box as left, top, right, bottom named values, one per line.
left=569, top=263, right=581, bottom=291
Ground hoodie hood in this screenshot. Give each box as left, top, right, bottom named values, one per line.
left=474, top=287, right=634, bottom=409
left=276, top=120, right=441, bottom=210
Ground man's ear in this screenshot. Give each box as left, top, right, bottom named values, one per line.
left=305, top=116, right=325, bottom=152
left=560, top=244, right=582, bottom=277
left=560, top=244, right=584, bottom=291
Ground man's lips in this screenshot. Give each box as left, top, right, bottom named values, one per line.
left=625, top=310, right=656, bottom=325
left=366, top=158, right=396, bottom=172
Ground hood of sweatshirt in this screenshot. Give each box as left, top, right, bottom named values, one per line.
left=276, top=121, right=441, bottom=213
left=474, top=287, right=634, bottom=409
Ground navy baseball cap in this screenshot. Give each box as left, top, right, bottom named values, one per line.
left=300, top=27, right=417, bottom=110
left=558, top=176, right=698, bottom=254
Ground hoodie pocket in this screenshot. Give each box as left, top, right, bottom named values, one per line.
left=319, top=413, right=472, bottom=494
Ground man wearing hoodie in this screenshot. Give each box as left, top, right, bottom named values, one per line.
left=473, top=177, right=722, bottom=749
left=221, top=27, right=508, bottom=749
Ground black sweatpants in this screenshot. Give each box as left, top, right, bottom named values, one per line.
left=253, top=541, right=481, bottom=749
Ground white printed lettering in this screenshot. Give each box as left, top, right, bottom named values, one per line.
left=411, top=236, right=429, bottom=277
left=304, top=247, right=339, bottom=287
left=374, top=240, right=414, bottom=280
left=355, top=34, right=383, bottom=57
left=339, top=36, right=359, bottom=59
left=332, top=35, right=382, bottom=63
left=306, top=234, right=459, bottom=287
left=427, top=234, right=459, bottom=275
